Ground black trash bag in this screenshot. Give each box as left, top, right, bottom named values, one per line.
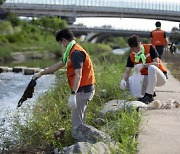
left=17, top=79, right=37, bottom=107
left=168, top=43, right=176, bottom=55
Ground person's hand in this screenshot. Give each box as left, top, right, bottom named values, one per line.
left=32, top=72, right=42, bottom=80
left=120, top=79, right=127, bottom=90
left=68, top=94, right=77, bottom=110
left=134, top=64, right=144, bottom=73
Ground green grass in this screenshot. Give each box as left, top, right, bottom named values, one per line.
left=7, top=58, right=60, bottom=68
left=162, top=49, right=180, bottom=81
left=0, top=46, right=12, bottom=62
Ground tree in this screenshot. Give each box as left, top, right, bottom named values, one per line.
left=32, top=17, right=67, bottom=34
left=7, top=13, right=21, bottom=27
left=169, top=27, right=180, bottom=44
left=0, top=0, right=6, bottom=5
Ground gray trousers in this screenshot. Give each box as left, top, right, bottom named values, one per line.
left=71, top=90, right=95, bottom=129
left=142, top=65, right=167, bottom=95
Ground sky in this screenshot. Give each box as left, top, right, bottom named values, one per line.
left=74, top=18, right=179, bottom=32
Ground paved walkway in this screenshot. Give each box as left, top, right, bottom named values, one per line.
left=137, top=68, right=180, bottom=154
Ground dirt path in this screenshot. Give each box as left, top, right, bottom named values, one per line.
left=137, top=68, right=180, bottom=154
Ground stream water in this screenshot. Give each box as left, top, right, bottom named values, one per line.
left=0, top=72, right=56, bottom=141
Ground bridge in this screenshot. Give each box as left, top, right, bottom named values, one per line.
left=1, top=0, right=180, bottom=24
left=0, top=0, right=178, bottom=43
left=69, top=25, right=165, bottom=43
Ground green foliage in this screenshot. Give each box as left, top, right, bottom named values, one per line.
left=105, top=109, right=141, bottom=154
left=103, top=36, right=128, bottom=49
left=31, top=17, right=67, bottom=34
left=81, top=42, right=112, bottom=54
left=140, top=37, right=149, bottom=44
left=81, top=42, right=112, bottom=63
left=0, top=20, right=14, bottom=36
left=0, top=0, right=5, bottom=5
left=7, top=13, right=21, bottom=27
left=6, top=32, right=25, bottom=43
left=0, top=16, right=67, bottom=63
left=0, top=46, right=12, bottom=59
left=169, top=31, right=180, bottom=44
left=165, top=51, right=180, bottom=80
left=8, top=59, right=59, bottom=68
left=0, top=34, right=9, bottom=44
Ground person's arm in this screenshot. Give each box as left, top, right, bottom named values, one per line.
left=165, top=37, right=169, bottom=46
left=71, top=50, right=85, bottom=93
left=40, top=61, right=65, bottom=75
left=164, top=32, right=169, bottom=46
left=150, top=31, right=153, bottom=44
left=33, top=61, right=65, bottom=80
left=123, top=56, right=134, bottom=80
left=71, top=68, right=82, bottom=93
left=143, top=57, right=159, bottom=68
left=143, top=45, right=160, bottom=68
left=122, top=67, right=132, bottom=81
left=120, top=67, right=132, bottom=90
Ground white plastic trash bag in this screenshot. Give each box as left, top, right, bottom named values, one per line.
left=129, top=71, right=144, bottom=98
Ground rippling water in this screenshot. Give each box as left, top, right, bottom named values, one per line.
left=112, top=47, right=130, bottom=55
left=0, top=72, right=55, bottom=128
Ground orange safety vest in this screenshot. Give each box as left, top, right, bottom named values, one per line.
left=67, top=43, right=95, bottom=89
left=130, top=44, right=167, bottom=75
left=151, top=29, right=167, bottom=46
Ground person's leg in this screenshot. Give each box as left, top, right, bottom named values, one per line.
left=141, top=75, right=148, bottom=96
left=146, top=65, right=167, bottom=94
left=71, top=91, right=95, bottom=129
left=139, top=65, right=167, bottom=104
left=155, top=46, right=164, bottom=59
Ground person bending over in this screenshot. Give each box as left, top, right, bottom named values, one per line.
left=120, top=35, right=168, bottom=104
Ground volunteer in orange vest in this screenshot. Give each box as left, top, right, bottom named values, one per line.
left=120, top=35, right=168, bottom=104
left=33, top=28, right=95, bottom=129
left=150, top=21, right=168, bottom=59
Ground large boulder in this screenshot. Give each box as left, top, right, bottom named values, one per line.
left=100, top=99, right=147, bottom=115
left=61, top=142, right=110, bottom=154
left=72, top=124, right=112, bottom=144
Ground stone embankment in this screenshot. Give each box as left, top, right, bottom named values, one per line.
left=0, top=66, right=41, bottom=75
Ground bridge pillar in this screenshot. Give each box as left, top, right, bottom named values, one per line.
left=85, top=33, right=98, bottom=43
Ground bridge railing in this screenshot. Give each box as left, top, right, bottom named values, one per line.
left=4, top=0, right=180, bottom=12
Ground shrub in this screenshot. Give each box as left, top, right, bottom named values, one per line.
left=7, top=12, right=21, bottom=27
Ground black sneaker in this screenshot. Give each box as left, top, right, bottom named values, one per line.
left=138, top=93, right=154, bottom=104
left=153, top=92, right=156, bottom=97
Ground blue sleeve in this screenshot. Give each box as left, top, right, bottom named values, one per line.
left=71, top=51, right=86, bottom=69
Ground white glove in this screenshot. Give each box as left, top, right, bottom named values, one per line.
left=134, top=64, right=144, bottom=73
left=68, top=95, right=77, bottom=110
left=32, top=72, right=42, bottom=80
left=120, top=79, right=127, bottom=90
